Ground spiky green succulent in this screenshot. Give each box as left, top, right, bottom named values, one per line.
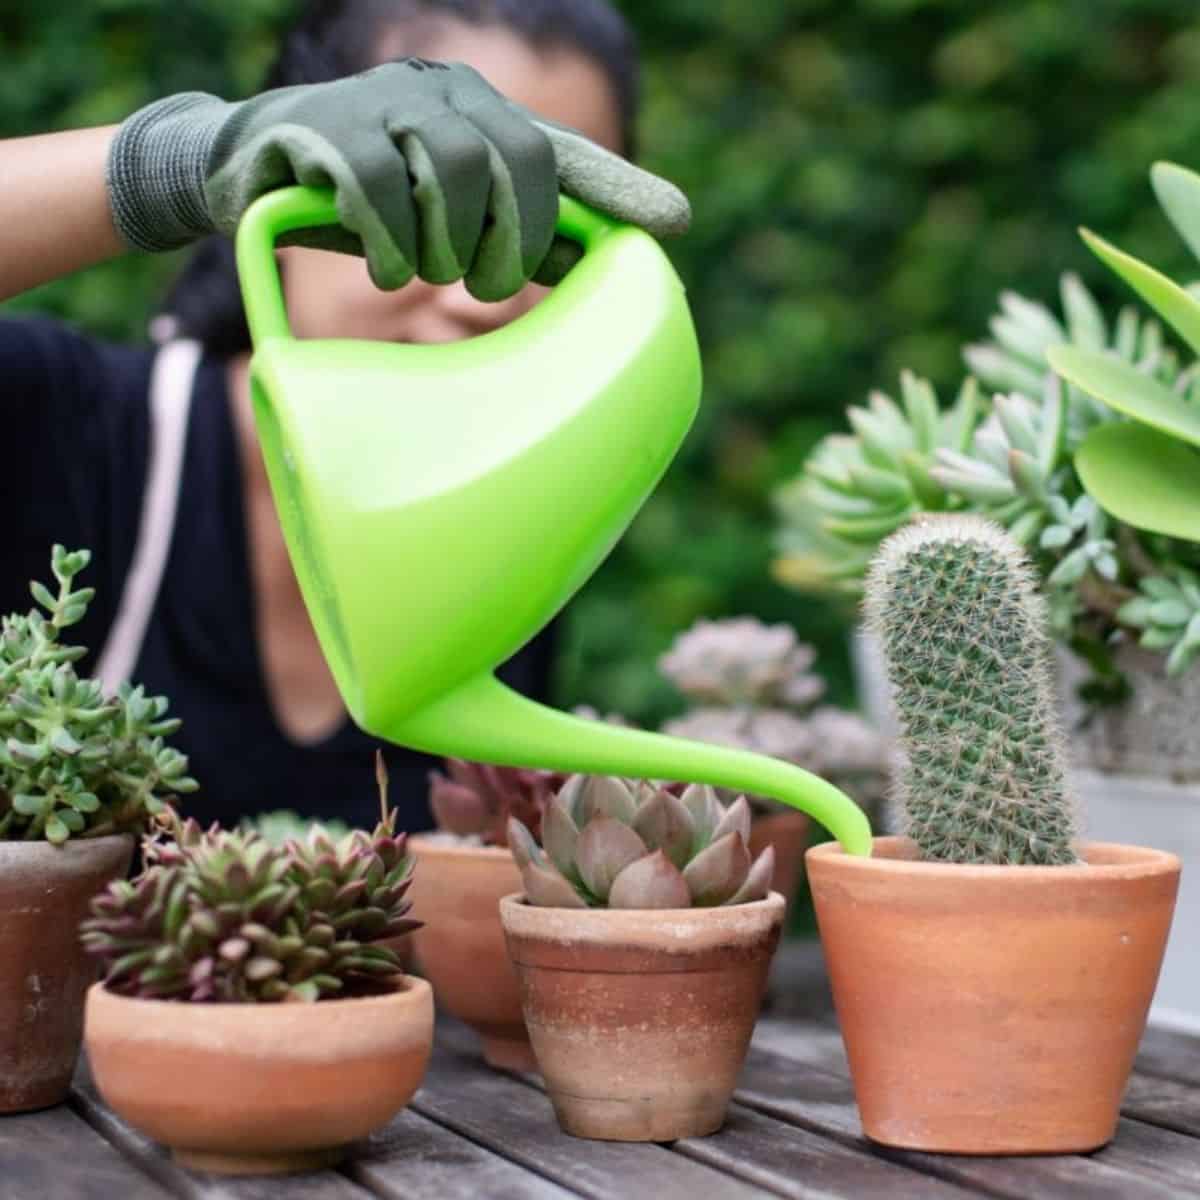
left=426, top=758, right=558, bottom=846
left=508, top=776, right=774, bottom=909
left=1118, top=569, right=1200, bottom=676
left=81, top=757, right=418, bottom=1002
left=865, top=514, right=1078, bottom=865
left=0, top=545, right=197, bottom=843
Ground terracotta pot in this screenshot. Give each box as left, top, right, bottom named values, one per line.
left=749, top=810, right=810, bottom=913
left=501, top=891, right=784, bottom=1141
left=407, top=837, right=533, bottom=1070
left=0, top=835, right=132, bottom=1113
left=85, top=975, right=433, bottom=1175
left=808, top=837, right=1180, bottom=1154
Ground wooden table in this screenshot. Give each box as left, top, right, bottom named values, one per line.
left=6, top=955, right=1200, bottom=1199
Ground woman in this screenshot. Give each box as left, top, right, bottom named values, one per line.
left=0, top=0, right=688, bottom=830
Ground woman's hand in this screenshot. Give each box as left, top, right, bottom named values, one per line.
left=107, top=58, right=690, bottom=300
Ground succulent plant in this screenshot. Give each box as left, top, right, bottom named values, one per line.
left=244, top=810, right=351, bottom=846
left=426, top=758, right=558, bottom=846
left=0, top=546, right=197, bottom=843
left=864, top=514, right=1077, bottom=865
left=1117, top=569, right=1200, bottom=676
left=508, top=775, right=774, bottom=909
left=81, top=755, right=419, bottom=1002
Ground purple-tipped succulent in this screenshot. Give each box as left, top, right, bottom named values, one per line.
left=427, top=758, right=559, bottom=847
left=508, top=775, right=775, bottom=910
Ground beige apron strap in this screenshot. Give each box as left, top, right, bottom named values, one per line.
left=95, top=339, right=202, bottom=694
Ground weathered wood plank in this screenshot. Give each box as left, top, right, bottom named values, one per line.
left=734, top=1045, right=1186, bottom=1200
left=71, top=1066, right=370, bottom=1200
left=676, top=1104, right=976, bottom=1200
left=752, top=1018, right=848, bottom=1073
left=1136, top=1024, right=1200, bottom=1087
left=418, top=1034, right=772, bottom=1200
left=0, top=1105, right=169, bottom=1200
left=350, top=1108, right=578, bottom=1200
left=1123, top=1071, right=1200, bottom=1137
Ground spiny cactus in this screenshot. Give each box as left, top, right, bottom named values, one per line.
left=508, top=776, right=775, bottom=909
left=864, top=514, right=1078, bottom=865
left=426, top=758, right=558, bottom=846
left=0, top=545, right=197, bottom=843
left=81, top=756, right=419, bottom=1002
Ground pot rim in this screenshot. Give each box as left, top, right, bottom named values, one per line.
left=808, top=836, right=1180, bottom=882
left=87, top=972, right=430, bottom=1016
left=408, top=834, right=513, bottom=862
left=0, top=832, right=134, bottom=860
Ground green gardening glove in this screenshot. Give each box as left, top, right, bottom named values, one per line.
left=106, top=57, right=690, bottom=301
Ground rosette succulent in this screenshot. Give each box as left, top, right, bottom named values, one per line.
left=0, top=545, right=197, bottom=843
left=81, top=756, right=419, bottom=1002
left=507, top=775, right=774, bottom=909
left=426, top=758, right=557, bottom=846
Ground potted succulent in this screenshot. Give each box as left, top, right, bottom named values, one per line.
left=657, top=616, right=890, bottom=906
left=807, top=514, right=1179, bottom=1154
left=500, top=775, right=783, bottom=1142
left=80, top=756, right=431, bottom=1176
left=0, top=545, right=196, bottom=1113
left=408, top=760, right=556, bottom=1069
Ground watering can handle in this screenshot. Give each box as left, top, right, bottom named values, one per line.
left=235, top=185, right=615, bottom=349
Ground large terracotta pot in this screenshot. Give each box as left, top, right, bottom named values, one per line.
left=749, top=810, right=809, bottom=914
left=407, top=838, right=534, bottom=1070
left=500, top=891, right=784, bottom=1141
left=85, top=976, right=433, bottom=1175
left=0, top=835, right=132, bottom=1113
left=808, top=837, right=1180, bottom=1154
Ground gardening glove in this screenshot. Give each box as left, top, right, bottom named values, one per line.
left=106, top=57, right=690, bottom=301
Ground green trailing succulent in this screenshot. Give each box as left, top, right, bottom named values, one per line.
left=0, top=546, right=197, bottom=843
left=865, top=514, right=1077, bottom=866
left=508, top=775, right=774, bottom=909
left=81, top=755, right=419, bottom=1002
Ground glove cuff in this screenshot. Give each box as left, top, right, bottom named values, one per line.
left=106, top=93, right=233, bottom=253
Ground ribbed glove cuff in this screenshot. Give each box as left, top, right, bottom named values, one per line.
left=106, top=93, right=233, bottom=253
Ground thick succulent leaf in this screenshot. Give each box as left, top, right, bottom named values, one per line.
left=710, top=796, right=752, bottom=846
left=608, top=851, right=692, bottom=909
left=505, top=817, right=543, bottom=870
left=683, top=832, right=751, bottom=906
left=575, top=776, right=637, bottom=826
left=1152, top=162, right=1200, bottom=267
left=541, top=796, right=579, bottom=875
left=553, top=774, right=589, bottom=823
left=428, top=775, right=487, bottom=836
left=681, top=784, right=725, bottom=852
left=632, top=789, right=694, bottom=869
left=1076, top=423, right=1200, bottom=541
left=726, top=846, right=776, bottom=906
left=576, top=817, right=647, bottom=900
left=520, top=860, right=587, bottom=908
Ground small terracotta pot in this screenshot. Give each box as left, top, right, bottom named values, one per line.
left=808, top=837, right=1180, bottom=1154
left=0, top=835, right=133, bottom=1113
left=407, top=838, right=533, bottom=1070
left=85, top=975, right=433, bottom=1175
left=501, top=891, right=784, bottom=1141
left=749, top=810, right=810, bottom=914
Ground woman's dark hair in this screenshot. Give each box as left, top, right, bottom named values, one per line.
left=159, top=0, right=640, bottom=356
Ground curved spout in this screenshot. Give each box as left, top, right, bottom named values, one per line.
left=388, top=673, right=873, bottom=856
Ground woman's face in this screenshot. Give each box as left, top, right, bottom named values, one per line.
left=279, top=22, right=624, bottom=344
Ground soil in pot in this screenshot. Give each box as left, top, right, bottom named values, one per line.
left=0, top=835, right=133, bottom=1113
left=407, top=837, right=534, bottom=1070
left=807, top=837, right=1180, bottom=1155
left=85, top=975, right=433, bottom=1174
left=501, top=892, right=785, bottom=1141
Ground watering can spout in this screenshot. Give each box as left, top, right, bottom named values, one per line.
left=391, top=673, right=873, bottom=856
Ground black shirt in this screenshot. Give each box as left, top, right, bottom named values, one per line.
left=0, top=316, right=554, bottom=832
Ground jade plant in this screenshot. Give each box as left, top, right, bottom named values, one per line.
left=865, top=514, right=1077, bottom=865
left=508, top=775, right=774, bottom=908
left=81, top=755, right=419, bottom=1002
left=0, top=545, right=197, bottom=843
left=426, top=758, right=558, bottom=846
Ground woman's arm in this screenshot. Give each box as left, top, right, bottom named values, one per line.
left=0, top=126, right=124, bottom=300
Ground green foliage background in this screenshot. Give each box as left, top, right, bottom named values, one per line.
left=5, top=0, right=1200, bottom=725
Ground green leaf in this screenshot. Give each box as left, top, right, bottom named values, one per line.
left=1076, top=423, right=1200, bottom=541
left=45, top=813, right=69, bottom=844
left=1151, top=162, right=1200, bottom=265
left=1060, top=273, right=1106, bottom=350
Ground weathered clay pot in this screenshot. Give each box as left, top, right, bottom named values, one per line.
left=407, top=838, right=533, bottom=1070
left=85, top=976, right=433, bottom=1175
left=500, top=891, right=785, bottom=1141
left=749, top=810, right=810, bottom=913
left=0, top=835, right=133, bottom=1113
left=808, top=837, right=1180, bottom=1154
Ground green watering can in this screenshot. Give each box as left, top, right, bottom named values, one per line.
left=236, top=185, right=870, bottom=854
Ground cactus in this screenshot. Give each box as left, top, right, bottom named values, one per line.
left=864, top=514, right=1078, bottom=865
left=508, top=776, right=775, bottom=909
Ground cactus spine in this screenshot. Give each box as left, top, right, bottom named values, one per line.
left=864, top=514, right=1078, bottom=865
